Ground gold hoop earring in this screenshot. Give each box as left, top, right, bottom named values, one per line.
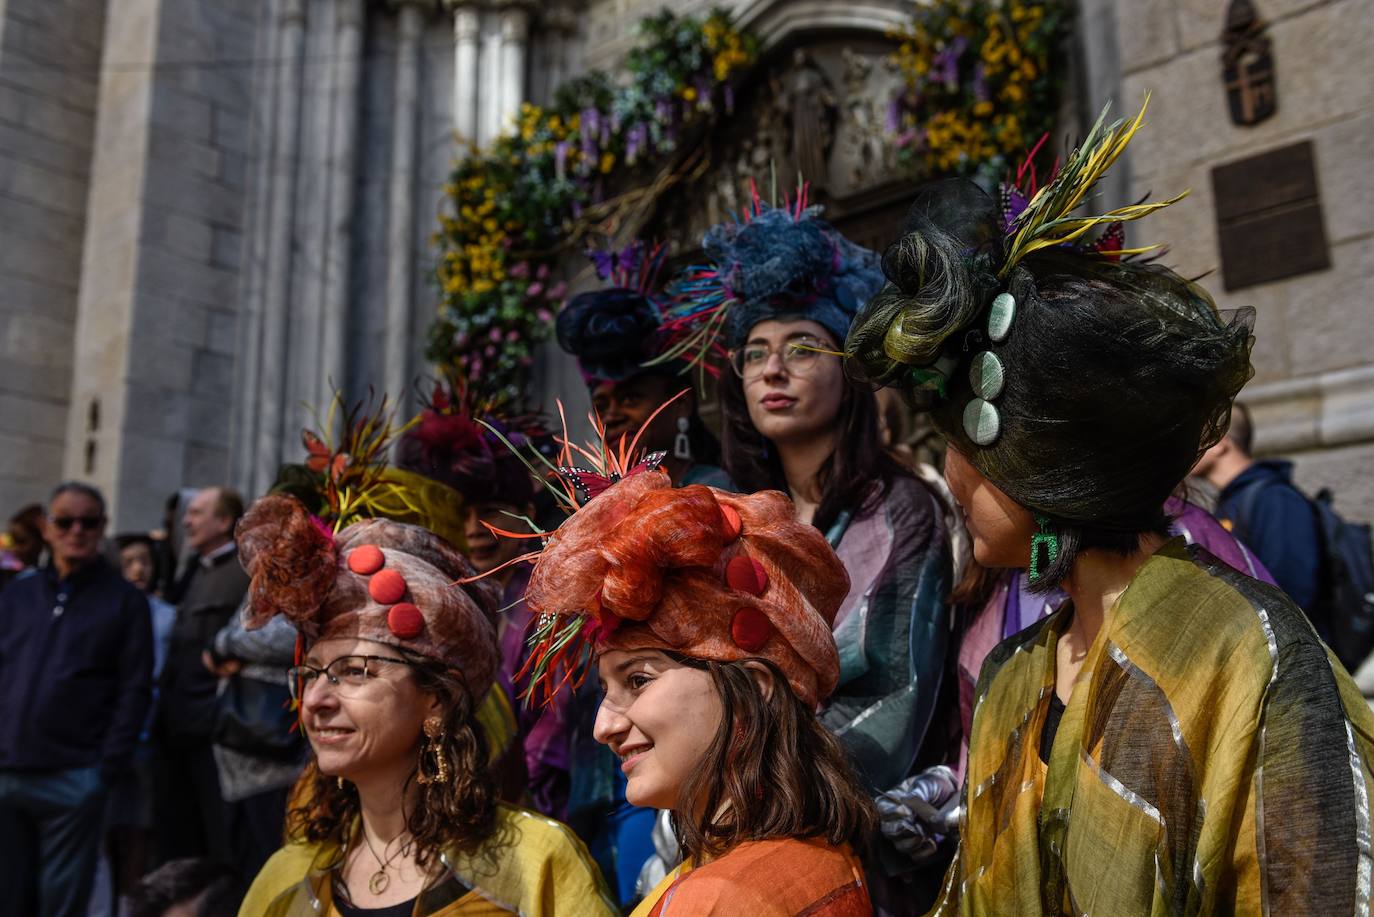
left=416, top=716, right=450, bottom=785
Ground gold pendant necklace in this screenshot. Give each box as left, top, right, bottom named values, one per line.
left=360, top=827, right=409, bottom=898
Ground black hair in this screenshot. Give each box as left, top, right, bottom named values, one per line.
left=129, top=858, right=243, bottom=917
left=114, top=532, right=157, bottom=552
left=1228, top=401, right=1254, bottom=455
left=49, top=480, right=107, bottom=516
left=847, top=180, right=1254, bottom=591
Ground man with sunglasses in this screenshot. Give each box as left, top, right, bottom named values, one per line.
left=0, top=481, right=154, bottom=916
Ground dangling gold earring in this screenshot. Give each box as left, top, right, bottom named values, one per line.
left=417, top=716, right=449, bottom=785
left=337, top=776, right=345, bottom=790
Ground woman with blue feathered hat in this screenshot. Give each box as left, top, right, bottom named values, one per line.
left=662, top=184, right=960, bottom=913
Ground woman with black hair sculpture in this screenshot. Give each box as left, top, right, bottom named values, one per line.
left=557, top=242, right=732, bottom=490
left=663, top=186, right=957, bottom=911
left=846, top=101, right=1374, bottom=914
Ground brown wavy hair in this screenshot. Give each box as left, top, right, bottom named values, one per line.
left=284, top=649, right=498, bottom=869
left=670, top=656, right=876, bottom=862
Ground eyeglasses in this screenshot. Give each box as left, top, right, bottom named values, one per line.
left=728, top=337, right=836, bottom=380
left=50, top=515, right=105, bottom=532
left=287, top=654, right=415, bottom=701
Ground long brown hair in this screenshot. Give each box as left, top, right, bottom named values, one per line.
left=671, top=656, right=876, bottom=862
left=284, top=650, right=498, bottom=869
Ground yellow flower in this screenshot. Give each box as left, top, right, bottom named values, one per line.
left=973, top=100, right=994, bottom=117
left=682, top=86, right=698, bottom=102
left=599, top=151, right=615, bottom=174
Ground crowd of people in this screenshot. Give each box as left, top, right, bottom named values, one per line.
left=1, top=103, right=1372, bottom=917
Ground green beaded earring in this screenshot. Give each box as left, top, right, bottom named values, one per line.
left=1029, top=513, right=1060, bottom=584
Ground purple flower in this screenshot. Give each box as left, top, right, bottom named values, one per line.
left=972, top=63, right=989, bottom=103
left=724, top=85, right=735, bottom=114
left=485, top=344, right=497, bottom=358
left=489, top=327, right=503, bottom=342
left=555, top=140, right=569, bottom=180
left=471, top=356, right=483, bottom=375
left=536, top=262, right=550, bottom=280
left=526, top=281, right=544, bottom=298
left=932, top=36, right=967, bottom=90
left=654, top=99, right=673, bottom=125
left=589, top=247, right=615, bottom=279
left=509, top=261, right=530, bottom=279
left=886, top=96, right=901, bottom=133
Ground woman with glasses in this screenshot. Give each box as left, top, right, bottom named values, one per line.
left=665, top=190, right=957, bottom=913
left=234, top=495, right=616, bottom=916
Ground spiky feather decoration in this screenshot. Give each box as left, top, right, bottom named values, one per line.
left=1000, top=95, right=1185, bottom=277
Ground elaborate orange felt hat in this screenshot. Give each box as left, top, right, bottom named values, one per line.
left=524, top=468, right=848, bottom=708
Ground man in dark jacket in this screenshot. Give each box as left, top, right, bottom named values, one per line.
left=153, top=486, right=249, bottom=865
left=0, top=482, right=153, bottom=916
left=1192, top=402, right=1323, bottom=623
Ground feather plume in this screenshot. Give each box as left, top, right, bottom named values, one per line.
left=1000, top=96, right=1186, bottom=278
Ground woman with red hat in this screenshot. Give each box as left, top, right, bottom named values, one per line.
left=520, top=457, right=876, bottom=916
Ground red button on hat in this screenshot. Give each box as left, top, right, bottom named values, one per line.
left=387, top=603, right=424, bottom=639
left=719, top=503, right=742, bottom=540
left=725, top=555, right=768, bottom=596
left=368, top=569, right=407, bottom=605
left=731, top=607, right=772, bottom=652
left=348, top=544, right=384, bottom=576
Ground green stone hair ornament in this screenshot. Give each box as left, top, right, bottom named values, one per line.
left=1029, top=513, right=1060, bottom=584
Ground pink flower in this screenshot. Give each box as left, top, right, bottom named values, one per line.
left=506, top=329, right=521, bottom=342
left=489, top=327, right=503, bottom=342
left=526, top=282, right=544, bottom=298
left=546, top=281, right=568, bottom=301
left=536, top=308, right=554, bottom=324
left=536, top=263, right=550, bottom=280
left=509, top=261, right=531, bottom=279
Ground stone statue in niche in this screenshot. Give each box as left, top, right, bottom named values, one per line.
left=840, top=47, right=899, bottom=187
left=1221, top=0, right=1277, bottom=125
left=772, top=49, right=837, bottom=190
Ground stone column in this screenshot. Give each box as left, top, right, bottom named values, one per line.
left=231, top=0, right=285, bottom=493
left=497, top=3, right=530, bottom=133
left=255, top=0, right=307, bottom=492
left=543, top=5, right=578, bottom=94
left=322, top=0, right=365, bottom=401
left=383, top=0, right=426, bottom=403
left=450, top=2, right=480, bottom=148
left=478, top=7, right=503, bottom=145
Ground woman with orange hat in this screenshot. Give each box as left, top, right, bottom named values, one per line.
left=233, top=496, right=615, bottom=916
left=519, top=451, right=876, bottom=916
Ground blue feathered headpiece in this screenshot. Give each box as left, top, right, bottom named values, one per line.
left=556, top=243, right=680, bottom=385
left=656, top=183, right=885, bottom=373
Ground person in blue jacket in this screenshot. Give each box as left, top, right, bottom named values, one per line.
left=1192, top=401, right=1323, bottom=624
left=0, top=481, right=153, bottom=916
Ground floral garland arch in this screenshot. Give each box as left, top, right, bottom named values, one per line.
left=430, top=2, right=1070, bottom=407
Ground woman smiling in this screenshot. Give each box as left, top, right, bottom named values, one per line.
left=521, top=468, right=876, bottom=916
left=233, top=496, right=615, bottom=917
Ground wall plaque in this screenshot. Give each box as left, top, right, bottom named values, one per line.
left=1211, top=140, right=1329, bottom=291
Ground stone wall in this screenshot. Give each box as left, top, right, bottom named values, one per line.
left=1116, top=0, right=1374, bottom=520
left=0, top=0, right=105, bottom=517
left=66, top=0, right=260, bottom=530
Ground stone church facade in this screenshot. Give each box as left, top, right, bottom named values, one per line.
left=0, top=0, right=1369, bottom=530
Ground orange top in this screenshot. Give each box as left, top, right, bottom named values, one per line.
left=636, top=836, right=871, bottom=917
